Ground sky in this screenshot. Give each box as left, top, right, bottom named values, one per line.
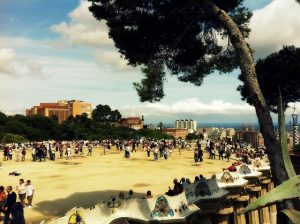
left=0, top=0, right=300, bottom=124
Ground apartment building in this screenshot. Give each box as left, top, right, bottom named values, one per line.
left=26, top=100, right=92, bottom=123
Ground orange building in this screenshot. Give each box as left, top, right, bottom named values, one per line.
left=163, top=128, right=189, bottom=139
left=26, top=100, right=92, bottom=123
left=58, top=100, right=92, bottom=118
left=119, top=116, right=144, bottom=130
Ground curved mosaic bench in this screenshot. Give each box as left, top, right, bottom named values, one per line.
left=40, top=192, right=199, bottom=224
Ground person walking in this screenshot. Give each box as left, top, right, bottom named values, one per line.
left=26, top=180, right=34, bottom=208
left=3, top=186, right=17, bottom=224
left=16, top=179, right=26, bottom=207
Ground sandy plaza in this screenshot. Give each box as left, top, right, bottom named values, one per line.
left=0, top=146, right=232, bottom=223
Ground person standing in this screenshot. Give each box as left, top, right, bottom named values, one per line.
left=31, top=146, right=36, bottom=161
left=16, top=179, right=26, bottom=207
left=11, top=202, right=25, bottom=224
left=0, top=186, right=7, bottom=217
left=3, top=186, right=17, bottom=224
left=21, top=147, right=26, bottom=161
left=153, top=147, right=159, bottom=161
left=87, top=144, right=92, bottom=156
left=146, top=143, right=151, bottom=157
left=66, top=145, right=72, bottom=159
left=26, top=180, right=34, bottom=208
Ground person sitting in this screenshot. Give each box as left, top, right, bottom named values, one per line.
left=127, top=189, right=134, bottom=199
left=194, top=176, right=200, bottom=184
left=186, top=178, right=191, bottom=185
left=199, top=174, right=207, bottom=183
left=227, top=162, right=237, bottom=172
left=166, top=179, right=183, bottom=196
left=145, top=190, right=153, bottom=199
left=180, top=177, right=188, bottom=189
left=118, top=192, right=125, bottom=199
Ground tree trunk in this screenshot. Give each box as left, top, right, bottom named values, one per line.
left=203, top=3, right=297, bottom=222
left=204, top=1, right=289, bottom=187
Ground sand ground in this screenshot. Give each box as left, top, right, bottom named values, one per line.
left=0, top=146, right=231, bottom=223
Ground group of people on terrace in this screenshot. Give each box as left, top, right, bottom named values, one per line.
left=0, top=179, right=34, bottom=224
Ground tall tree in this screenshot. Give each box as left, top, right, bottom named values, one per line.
left=92, top=104, right=122, bottom=122
left=238, top=46, right=300, bottom=112
left=88, top=0, right=291, bottom=190
left=0, top=111, right=8, bottom=125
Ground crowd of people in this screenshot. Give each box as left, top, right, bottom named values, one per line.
left=1, top=138, right=199, bottom=162
left=0, top=136, right=269, bottom=224
left=0, top=138, right=268, bottom=168
left=0, top=179, right=34, bottom=224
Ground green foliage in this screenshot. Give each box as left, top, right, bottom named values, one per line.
left=0, top=111, right=8, bottom=125
left=278, top=92, right=296, bottom=178
left=133, top=62, right=165, bottom=102
left=243, top=175, right=300, bottom=213
left=282, top=209, right=300, bottom=224
left=238, top=46, right=300, bottom=112
left=137, top=128, right=173, bottom=140
left=88, top=0, right=252, bottom=102
left=4, top=120, right=28, bottom=136
left=186, top=133, right=199, bottom=140
left=92, top=104, right=122, bottom=122
left=1, top=133, right=28, bottom=143
left=0, top=110, right=172, bottom=141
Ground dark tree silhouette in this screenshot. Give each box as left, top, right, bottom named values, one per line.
left=87, top=0, right=290, bottom=191
left=238, top=46, right=300, bottom=112
left=92, top=104, right=122, bottom=122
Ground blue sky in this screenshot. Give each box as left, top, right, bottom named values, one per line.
left=0, top=0, right=300, bottom=124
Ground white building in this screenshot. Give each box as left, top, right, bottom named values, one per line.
left=175, top=119, right=197, bottom=132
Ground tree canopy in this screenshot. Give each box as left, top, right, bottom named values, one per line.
left=0, top=111, right=171, bottom=142
left=92, top=104, right=122, bottom=122
left=88, top=0, right=300, bottom=190
left=88, top=0, right=252, bottom=102
left=238, top=46, right=300, bottom=112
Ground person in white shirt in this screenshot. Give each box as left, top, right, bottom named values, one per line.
left=26, top=180, right=34, bottom=208
left=16, top=179, right=26, bottom=207
left=66, top=145, right=72, bottom=159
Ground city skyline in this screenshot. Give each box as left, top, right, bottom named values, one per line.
left=0, top=0, right=300, bottom=123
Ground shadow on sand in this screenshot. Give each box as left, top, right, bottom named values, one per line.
left=34, top=190, right=146, bottom=217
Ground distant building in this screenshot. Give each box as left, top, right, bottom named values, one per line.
left=120, top=116, right=144, bottom=130
left=197, top=127, right=236, bottom=141
left=143, top=124, right=158, bottom=130
left=26, top=100, right=92, bottom=123
left=59, top=100, right=92, bottom=118
left=163, top=128, right=189, bottom=139
left=175, top=119, right=197, bottom=132
left=236, top=130, right=260, bottom=149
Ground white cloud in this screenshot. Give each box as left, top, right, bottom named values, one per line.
left=120, top=98, right=255, bottom=117
left=51, top=0, right=134, bottom=72
left=0, top=48, right=16, bottom=75
left=0, top=37, right=37, bottom=48
left=26, top=62, right=44, bottom=77
left=249, top=0, right=300, bottom=58
left=94, top=50, right=136, bottom=71
left=0, top=47, right=46, bottom=77
left=51, top=1, right=113, bottom=48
